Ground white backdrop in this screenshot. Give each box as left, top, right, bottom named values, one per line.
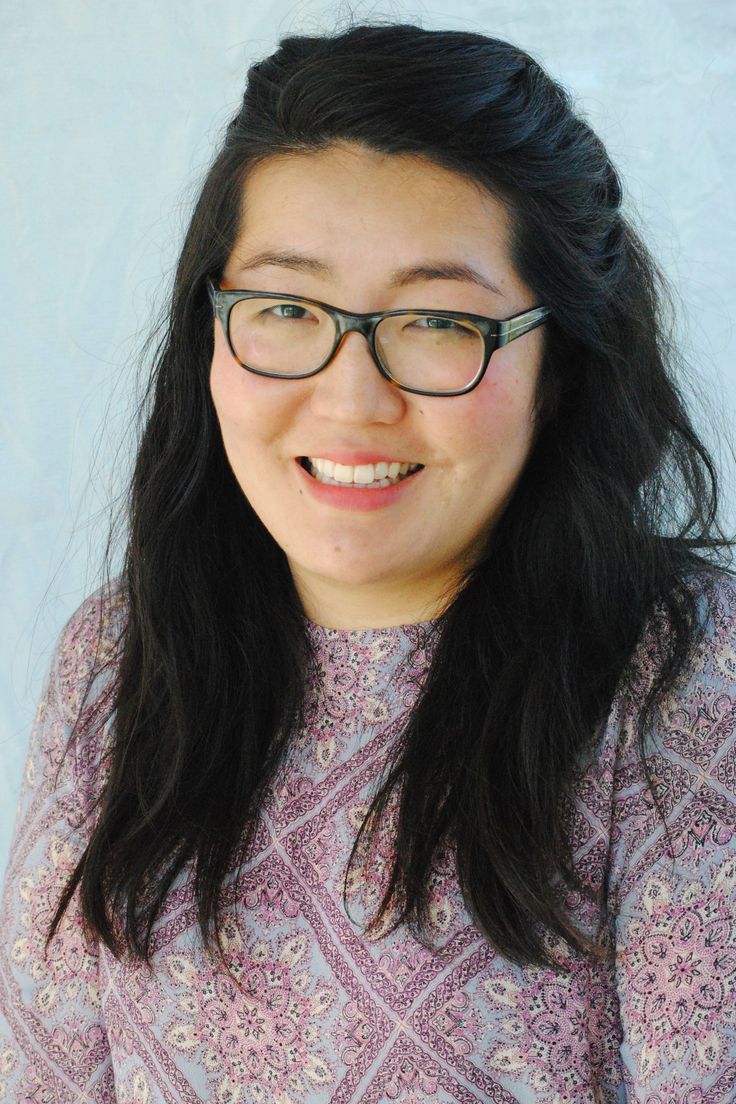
left=2, top=0, right=735, bottom=867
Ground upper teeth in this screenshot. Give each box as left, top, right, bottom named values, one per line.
left=307, top=458, right=420, bottom=484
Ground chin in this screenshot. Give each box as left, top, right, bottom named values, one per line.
left=292, top=552, right=408, bottom=590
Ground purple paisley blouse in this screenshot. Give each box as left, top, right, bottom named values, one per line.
left=1, top=571, right=735, bottom=1103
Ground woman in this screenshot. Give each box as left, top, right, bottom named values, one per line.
left=1, top=21, right=734, bottom=1103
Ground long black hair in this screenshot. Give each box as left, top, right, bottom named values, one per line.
left=49, top=21, right=733, bottom=971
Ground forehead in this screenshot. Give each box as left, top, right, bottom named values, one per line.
left=243, top=140, right=500, bottom=200
left=225, top=143, right=522, bottom=304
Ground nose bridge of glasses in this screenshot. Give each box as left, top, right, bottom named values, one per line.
left=333, top=309, right=379, bottom=341
left=329, top=310, right=383, bottom=369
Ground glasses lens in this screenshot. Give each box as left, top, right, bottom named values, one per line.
left=228, top=297, right=335, bottom=376
left=376, top=314, right=485, bottom=393
left=227, top=299, right=485, bottom=392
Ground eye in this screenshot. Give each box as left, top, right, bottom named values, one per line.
left=263, top=303, right=314, bottom=320
left=405, top=316, right=477, bottom=341
left=410, top=316, right=464, bottom=332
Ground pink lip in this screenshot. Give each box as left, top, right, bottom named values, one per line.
left=294, top=457, right=424, bottom=512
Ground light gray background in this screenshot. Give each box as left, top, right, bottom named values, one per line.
left=2, top=0, right=735, bottom=868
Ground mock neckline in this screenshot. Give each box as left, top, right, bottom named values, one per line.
left=299, top=611, right=440, bottom=735
left=302, top=615, right=441, bottom=640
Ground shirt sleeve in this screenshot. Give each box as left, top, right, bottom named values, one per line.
left=609, top=571, right=736, bottom=1101
left=0, top=589, right=120, bottom=1103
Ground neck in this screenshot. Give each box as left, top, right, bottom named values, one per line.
left=290, top=565, right=458, bottom=630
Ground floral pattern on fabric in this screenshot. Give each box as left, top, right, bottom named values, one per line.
left=616, top=862, right=736, bottom=1081
left=0, top=573, right=735, bottom=1102
left=163, top=918, right=337, bottom=1102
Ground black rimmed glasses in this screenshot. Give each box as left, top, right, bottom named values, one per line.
left=207, top=278, right=550, bottom=398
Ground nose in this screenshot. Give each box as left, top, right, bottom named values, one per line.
left=307, top=331, right=406, bottom=425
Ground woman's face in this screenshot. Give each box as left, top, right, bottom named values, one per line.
left=210, top=141, right=545, bottom=627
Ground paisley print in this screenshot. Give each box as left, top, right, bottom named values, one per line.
left=0, top=573, right=735, bottom=1101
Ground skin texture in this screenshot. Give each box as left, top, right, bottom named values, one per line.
left=210, top=141, right=546, bottom=629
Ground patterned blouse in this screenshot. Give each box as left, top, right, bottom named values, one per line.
left=1, top=571, right=735, bottom=1103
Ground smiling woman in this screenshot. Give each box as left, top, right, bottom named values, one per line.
left=210, top=144, right=547, bottom=626
left=1, top=20, right=735, bottom=1104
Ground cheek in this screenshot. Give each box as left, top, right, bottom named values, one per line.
left=443, top=371, right=538, bottom=468
left=210, top=343, right=276, bottom=446
left=210, top=327, right=245, bottom=424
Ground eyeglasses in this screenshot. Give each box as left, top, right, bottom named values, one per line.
left=207, top=278, right=550, bottom=398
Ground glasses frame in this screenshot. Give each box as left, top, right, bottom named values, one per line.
left=206, top=278, right=550, bottom=397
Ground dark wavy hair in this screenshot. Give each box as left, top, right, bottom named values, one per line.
left=49, top=21, right=733, bottom=972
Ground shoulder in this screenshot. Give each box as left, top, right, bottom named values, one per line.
left=12, top=579, right=128, bottom=829
left=46, top=578, right=128, bottom=802
left=601, top=566, right=736, bottom=896
left=631, top=566, right=736, bottom=744
left=623, top=566, right=736, bottom=705
left=652, top=565, right=736, bottom=781
left=53, top=576, right=128, bottom=728
left=601, top=566, right=736, bottom=767
left=606, top=569, right=736, bottom=1093
left=60, top=577, right=128, bottom=805
left=689, top=566, right=736, bottom=681
left=571, top=568, right=735, bottom=888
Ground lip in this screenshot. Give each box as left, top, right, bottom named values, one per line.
left=294, top=457, right=424, bottom=512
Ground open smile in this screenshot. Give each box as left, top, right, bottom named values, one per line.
left=294, top=457, right=425, bottom=512
left=298, top=456, right=424, bottom=489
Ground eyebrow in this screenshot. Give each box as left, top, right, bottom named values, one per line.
left=230, top=249, right=505, bottom=297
